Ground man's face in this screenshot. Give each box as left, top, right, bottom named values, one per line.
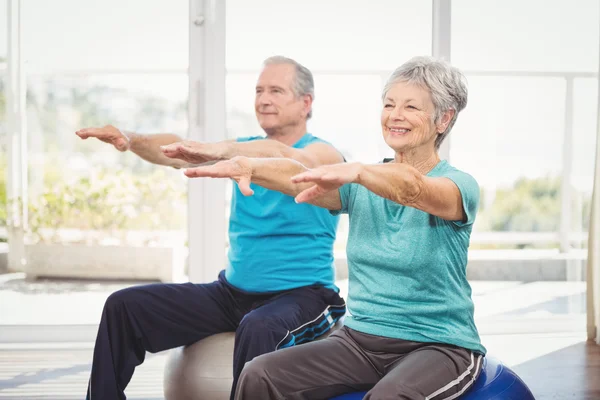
left=254, top=63, right=310, bottom=133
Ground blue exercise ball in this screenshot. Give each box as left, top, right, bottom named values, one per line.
left=329, top=356, right=535, bottom=400
left=461, top=357, right=535, bottom=400
left=329, top=392, right=366, bottom=400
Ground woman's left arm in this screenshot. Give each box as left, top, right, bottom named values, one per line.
left=356, top=163, right=466, bottom=222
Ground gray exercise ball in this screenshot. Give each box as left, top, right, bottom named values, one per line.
left=164, top=323, right=341, bottom=400
left=164, top=332, right=235, bottom=400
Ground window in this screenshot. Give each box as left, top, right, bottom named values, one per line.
left=1, top=0, right=190, bottom=329
left=225, top=0, right=434, bottom=253
left=0, top=0, right=6, bottom=232
left=451, top=0, right=598, bottom=332
left=23, top=0, right=189, bottom=248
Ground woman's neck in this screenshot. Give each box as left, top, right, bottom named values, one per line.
left=393, top=149, right=441, bottom=175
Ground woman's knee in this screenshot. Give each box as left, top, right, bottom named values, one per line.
left=365, top=382, right=423, bottom=400
left=241, top=352, right=273, bottom=377
left=236, top=354, right=276, bottom=396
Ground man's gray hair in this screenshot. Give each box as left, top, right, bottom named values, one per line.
left=382, top=56, right=468, bottom=149
left=263, top=55, right=315, bottom=119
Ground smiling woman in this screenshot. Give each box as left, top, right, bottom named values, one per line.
left=182, top=57, right=488, bottom=400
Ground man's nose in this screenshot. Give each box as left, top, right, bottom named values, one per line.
left=257, top=92, right=273, bottom=105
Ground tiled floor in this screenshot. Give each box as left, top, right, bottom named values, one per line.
left=0, top=346, right=166, bottom=399
left=0, top=333, right=591, bottom=400
left=0, top=273, right=590, bottom=399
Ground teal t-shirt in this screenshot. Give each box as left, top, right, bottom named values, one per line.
left=225, top=134, right=340, bottom=293
left=333, top=160, right=486, bottom=354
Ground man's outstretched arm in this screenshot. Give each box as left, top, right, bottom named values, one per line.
left=161, top=139, right=344, bottom=169
left=75, top=124, right=233, bottom=168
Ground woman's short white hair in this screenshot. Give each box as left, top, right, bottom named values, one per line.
left=382, top=56, right=468, bottom=149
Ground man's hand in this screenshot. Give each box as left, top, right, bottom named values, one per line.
left=161, top=141, right=223, bottom=165
left=291, top=162, right=363, bottom=203
left=184, top=156, right=254, bottom=196
left=75, top=125, right=130, bottom=152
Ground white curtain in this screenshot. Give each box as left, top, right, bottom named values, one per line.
left=587, top=59, right=600, bottom=344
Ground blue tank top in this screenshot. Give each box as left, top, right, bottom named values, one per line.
left=225, top=133, right=340, bottom=292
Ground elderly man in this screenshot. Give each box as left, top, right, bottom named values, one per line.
left=76, top=56, right=346, bottom=400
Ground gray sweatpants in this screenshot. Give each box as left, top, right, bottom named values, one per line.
left=235, top=326, right=483, bottom=400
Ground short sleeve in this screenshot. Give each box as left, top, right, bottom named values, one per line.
left=443, top=170, right=480, bottom=227
left=329, top=183, right=353, bottom=216
left=236, top=136, right=265, bottom=143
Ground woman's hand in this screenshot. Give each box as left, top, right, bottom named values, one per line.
left=291, top=163, right=362, bottom=203
left=184, top=156, right=254, bottom=196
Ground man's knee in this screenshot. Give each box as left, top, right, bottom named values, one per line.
left=104, top=286, right=140, bottom=313
left=236, top=313, right=280, bottom=342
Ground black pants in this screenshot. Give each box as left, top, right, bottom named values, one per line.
left=86, top=270, right=346, bottom=400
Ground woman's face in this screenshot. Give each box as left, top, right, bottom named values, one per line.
left=381, top=81, right=440, bottom=154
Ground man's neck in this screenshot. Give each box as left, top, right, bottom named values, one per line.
left=265, top=124, right=307, bottom=146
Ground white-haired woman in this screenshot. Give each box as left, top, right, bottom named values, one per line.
left=182, top=56, right=485, bottom=400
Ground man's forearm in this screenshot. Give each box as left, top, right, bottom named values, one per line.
left=220, top=140, right=314, bottom=166
left=125, top=132, right=189, bottom=168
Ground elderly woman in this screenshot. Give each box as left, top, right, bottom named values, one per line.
left=182, top=56, right=485, bottom=400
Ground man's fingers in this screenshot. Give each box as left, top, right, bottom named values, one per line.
left=75, top=128, right=101, bottom=138
left=75, top=130, right=91, bottom=139
left=160, top=144, right=182, bottom=156
left=179, top=145, right=197, bottom=154
left=114, top=138, right=129, bottom=152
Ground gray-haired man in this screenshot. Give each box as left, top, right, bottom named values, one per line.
left=77, top=56, right=346, bottom=400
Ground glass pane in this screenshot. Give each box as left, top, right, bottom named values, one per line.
left=0, top=0, right=6, bottom=232
left=225, top=2, right=433, bottom=264
left=227, top=73, right=386, bottom=163
left=452, top=1, right=597, bottom=335
left=0, top=1, right=189, bottom=330
left=0, top=73, right=5, bottom=231
left=22, top=0, right=188, bottom=73
left=310, top=74, right=386, bottom=163
left=451, top=76, right=566, bottom=242
left=452, top=0, right=599, bottom=72
left=226, top=73, right=266, bottom=139
left=26, top=73, right=188, bottom=240
left=572, top=78, right=599, bottom=249
left=0, top=0, right=5, bottom=58
left=226, top=0, right=432, bottom=71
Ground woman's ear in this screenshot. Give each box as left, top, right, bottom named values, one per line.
left=437, top=109, right=455, bottom=133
